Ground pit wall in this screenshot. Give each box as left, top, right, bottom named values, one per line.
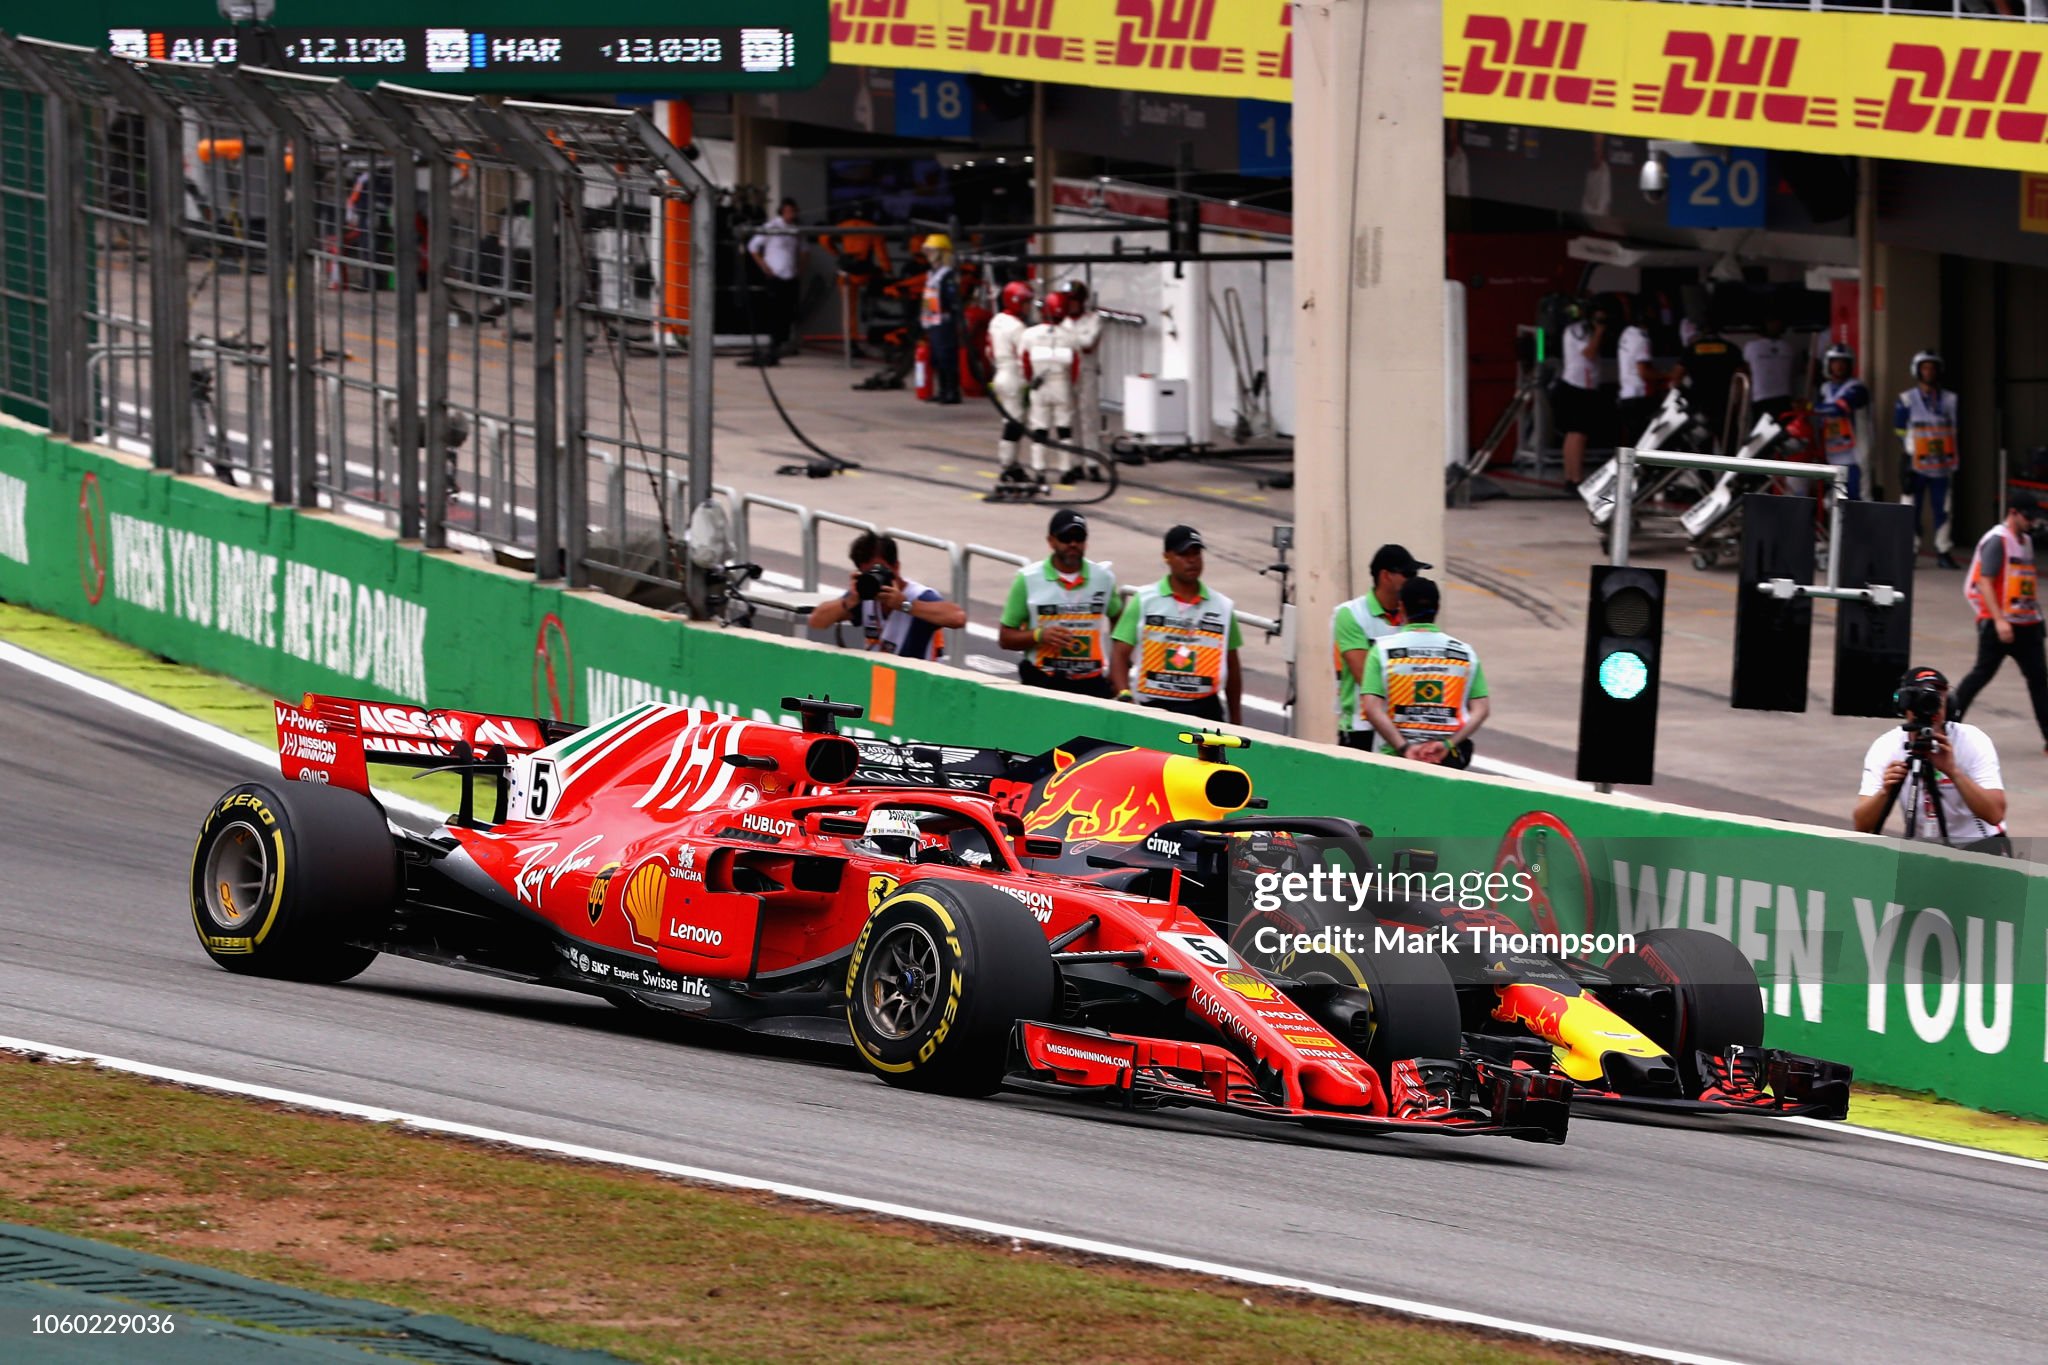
left=3, top=417, right=2042, bottom=1118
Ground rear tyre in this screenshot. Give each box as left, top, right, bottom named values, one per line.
left=847, top=880, right=1057, bottom=1097
left=1610, top=928, right=1764, bottom=1085
left=1278, top=935, right=1462, bottom=1085
left=190, top=781, right=395, bottom=983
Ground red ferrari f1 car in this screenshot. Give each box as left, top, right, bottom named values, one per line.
left=189, top=695, right=1570, bottom=1143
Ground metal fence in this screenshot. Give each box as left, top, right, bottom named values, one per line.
left=0, top=38, right=716, bottom=590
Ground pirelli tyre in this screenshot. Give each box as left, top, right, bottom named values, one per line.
left=846, top=880, right=1057, bottom=1097
left=190, top=781, right=396, bottom=982
left=1274, top=935, right=1462, bottom=1085
left=1610, top=927, right=1765, bottom=1084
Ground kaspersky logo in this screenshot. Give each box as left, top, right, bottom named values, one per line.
left=1445, top=16, right=1615, bottom=110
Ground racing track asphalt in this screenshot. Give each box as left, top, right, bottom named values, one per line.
left=0, top=661, right=2043, bottom=1365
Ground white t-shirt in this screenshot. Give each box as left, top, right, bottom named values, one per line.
left=1859, top=721, right=2004, bottom=844
left=1743, top=336, right=1799, bottom=402
left=1561, top=320, right=1600, bottom=390
left=1617, top=325, right=1653, bottom=400
left=746, top=220, right=803, bottom=281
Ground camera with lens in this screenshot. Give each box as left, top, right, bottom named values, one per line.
left=854, top=566, right=893, bottom=602
left=1897, top=683, right=1943, bottom=757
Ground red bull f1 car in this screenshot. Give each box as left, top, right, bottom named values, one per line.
left=188, top=695, right=1570, bottom=1143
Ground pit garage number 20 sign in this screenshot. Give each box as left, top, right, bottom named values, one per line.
left=1666, top=148, right=1768, bottom=230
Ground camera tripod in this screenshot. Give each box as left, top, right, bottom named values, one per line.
left=1871, top=729, right=1950, bottom=844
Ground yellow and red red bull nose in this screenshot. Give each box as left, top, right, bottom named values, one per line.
left=1491, top=982, right=1669, bottom=1084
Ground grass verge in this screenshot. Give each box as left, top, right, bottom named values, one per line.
left=0, top=600, right=467, bottom=813
left=0, top=1053, right=1589, bottom=1365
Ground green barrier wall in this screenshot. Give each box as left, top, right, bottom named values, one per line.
left=3, top=418, right=2043, bottom=1118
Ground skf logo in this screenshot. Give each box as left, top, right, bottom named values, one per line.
left=1857, top=44, right=2046, bottom=144
left=1105, top=0, right=1243, bottom=77
left=830, top=0, right=935, bottom=51
left=1634, top=31, right=1836, bottom=128
left=958, top=0, right=1083, bottom=63
left=1446, top=16, right=1615, bottom=110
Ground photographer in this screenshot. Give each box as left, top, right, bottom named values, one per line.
left=808, top=532, right=966, bottom=662
left=1853, top=666, right=2008, bottom=853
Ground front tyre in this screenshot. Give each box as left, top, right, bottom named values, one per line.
left=1610, top=928, right=1764, bottom=1086
left=846, top=880, right=1056, bottom=1097
left=190, top=781, right=396, bottom=983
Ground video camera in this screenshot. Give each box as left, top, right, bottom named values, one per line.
left=1897, top=682, right=1943, bottom=758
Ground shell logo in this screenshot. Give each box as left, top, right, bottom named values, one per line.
left=1216, top=971, right=1280, bottom=1002
left=623, top=862, right=668, bottom=947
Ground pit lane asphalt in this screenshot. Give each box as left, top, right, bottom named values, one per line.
left=1, top=663, right=2041, bottom=1365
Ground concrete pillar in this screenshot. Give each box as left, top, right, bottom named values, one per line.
left=1290, top=0, right=1446, bottom=743
left=1031, top=82, right=1055, bottom=230
left=1871, top=242, right=1940, bottom=503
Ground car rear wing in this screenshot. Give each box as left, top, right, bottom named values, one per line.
left=273, top=694, right=581, bottom=805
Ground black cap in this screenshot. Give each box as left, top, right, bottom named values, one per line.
left=1048, top=509, right=1088, bottom=539
left=1400, top=576, right=1441, bottom=621
left=1900, top=665, right=1949, bottom=692
left=1370, top=543, right=1433, bottom=577
left=2010, top=489, right=2040, bottom=515
left=1164, top=524, right=1204, bottom=553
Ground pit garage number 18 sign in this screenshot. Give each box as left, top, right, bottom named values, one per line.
left=1666, top=148, right=1768, bottom=230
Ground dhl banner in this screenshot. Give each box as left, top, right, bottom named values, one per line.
left=1446, top=0, right=2048, bottom=175
left=828, top=1, right=1292, bottom=102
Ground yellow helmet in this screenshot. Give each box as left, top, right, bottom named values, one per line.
left=922, top=232, right=953, bottom=253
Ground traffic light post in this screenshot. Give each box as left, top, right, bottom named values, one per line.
left=1584, top=448, right=1910, bottom=790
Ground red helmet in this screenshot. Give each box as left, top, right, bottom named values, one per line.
left=1043, top=291, right=1069, bottom=322
left=999, top=280, right=1035, bottom=317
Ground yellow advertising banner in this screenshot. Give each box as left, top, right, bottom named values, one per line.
left=1445, top=0, right=2048, bottom=175
left=827, top=0, right=1293, bottom=103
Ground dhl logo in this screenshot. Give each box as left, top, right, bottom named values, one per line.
left=1856, top=43, right=2046, bottom=144
left=955, top=0, right=1084, bottom=63
left=830, top=0, right=935, bottom=51
left=1632, top=31, right=1837, bottom=128
left=1102, top=0, right=1244, bottom=76
left=1445, top=16, right=1615, bottom=110
left=1255, top=3, right=1289, bottom=82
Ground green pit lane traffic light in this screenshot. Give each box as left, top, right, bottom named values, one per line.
left=1576, top=564, right=1666, bottom=785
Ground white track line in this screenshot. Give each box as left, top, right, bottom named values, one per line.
left=0, top=1033, right=1735, bottom=1365
left=1777, top=1115, right=2048, bottom=1173
left=0, top=641, right=445, bottom=824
